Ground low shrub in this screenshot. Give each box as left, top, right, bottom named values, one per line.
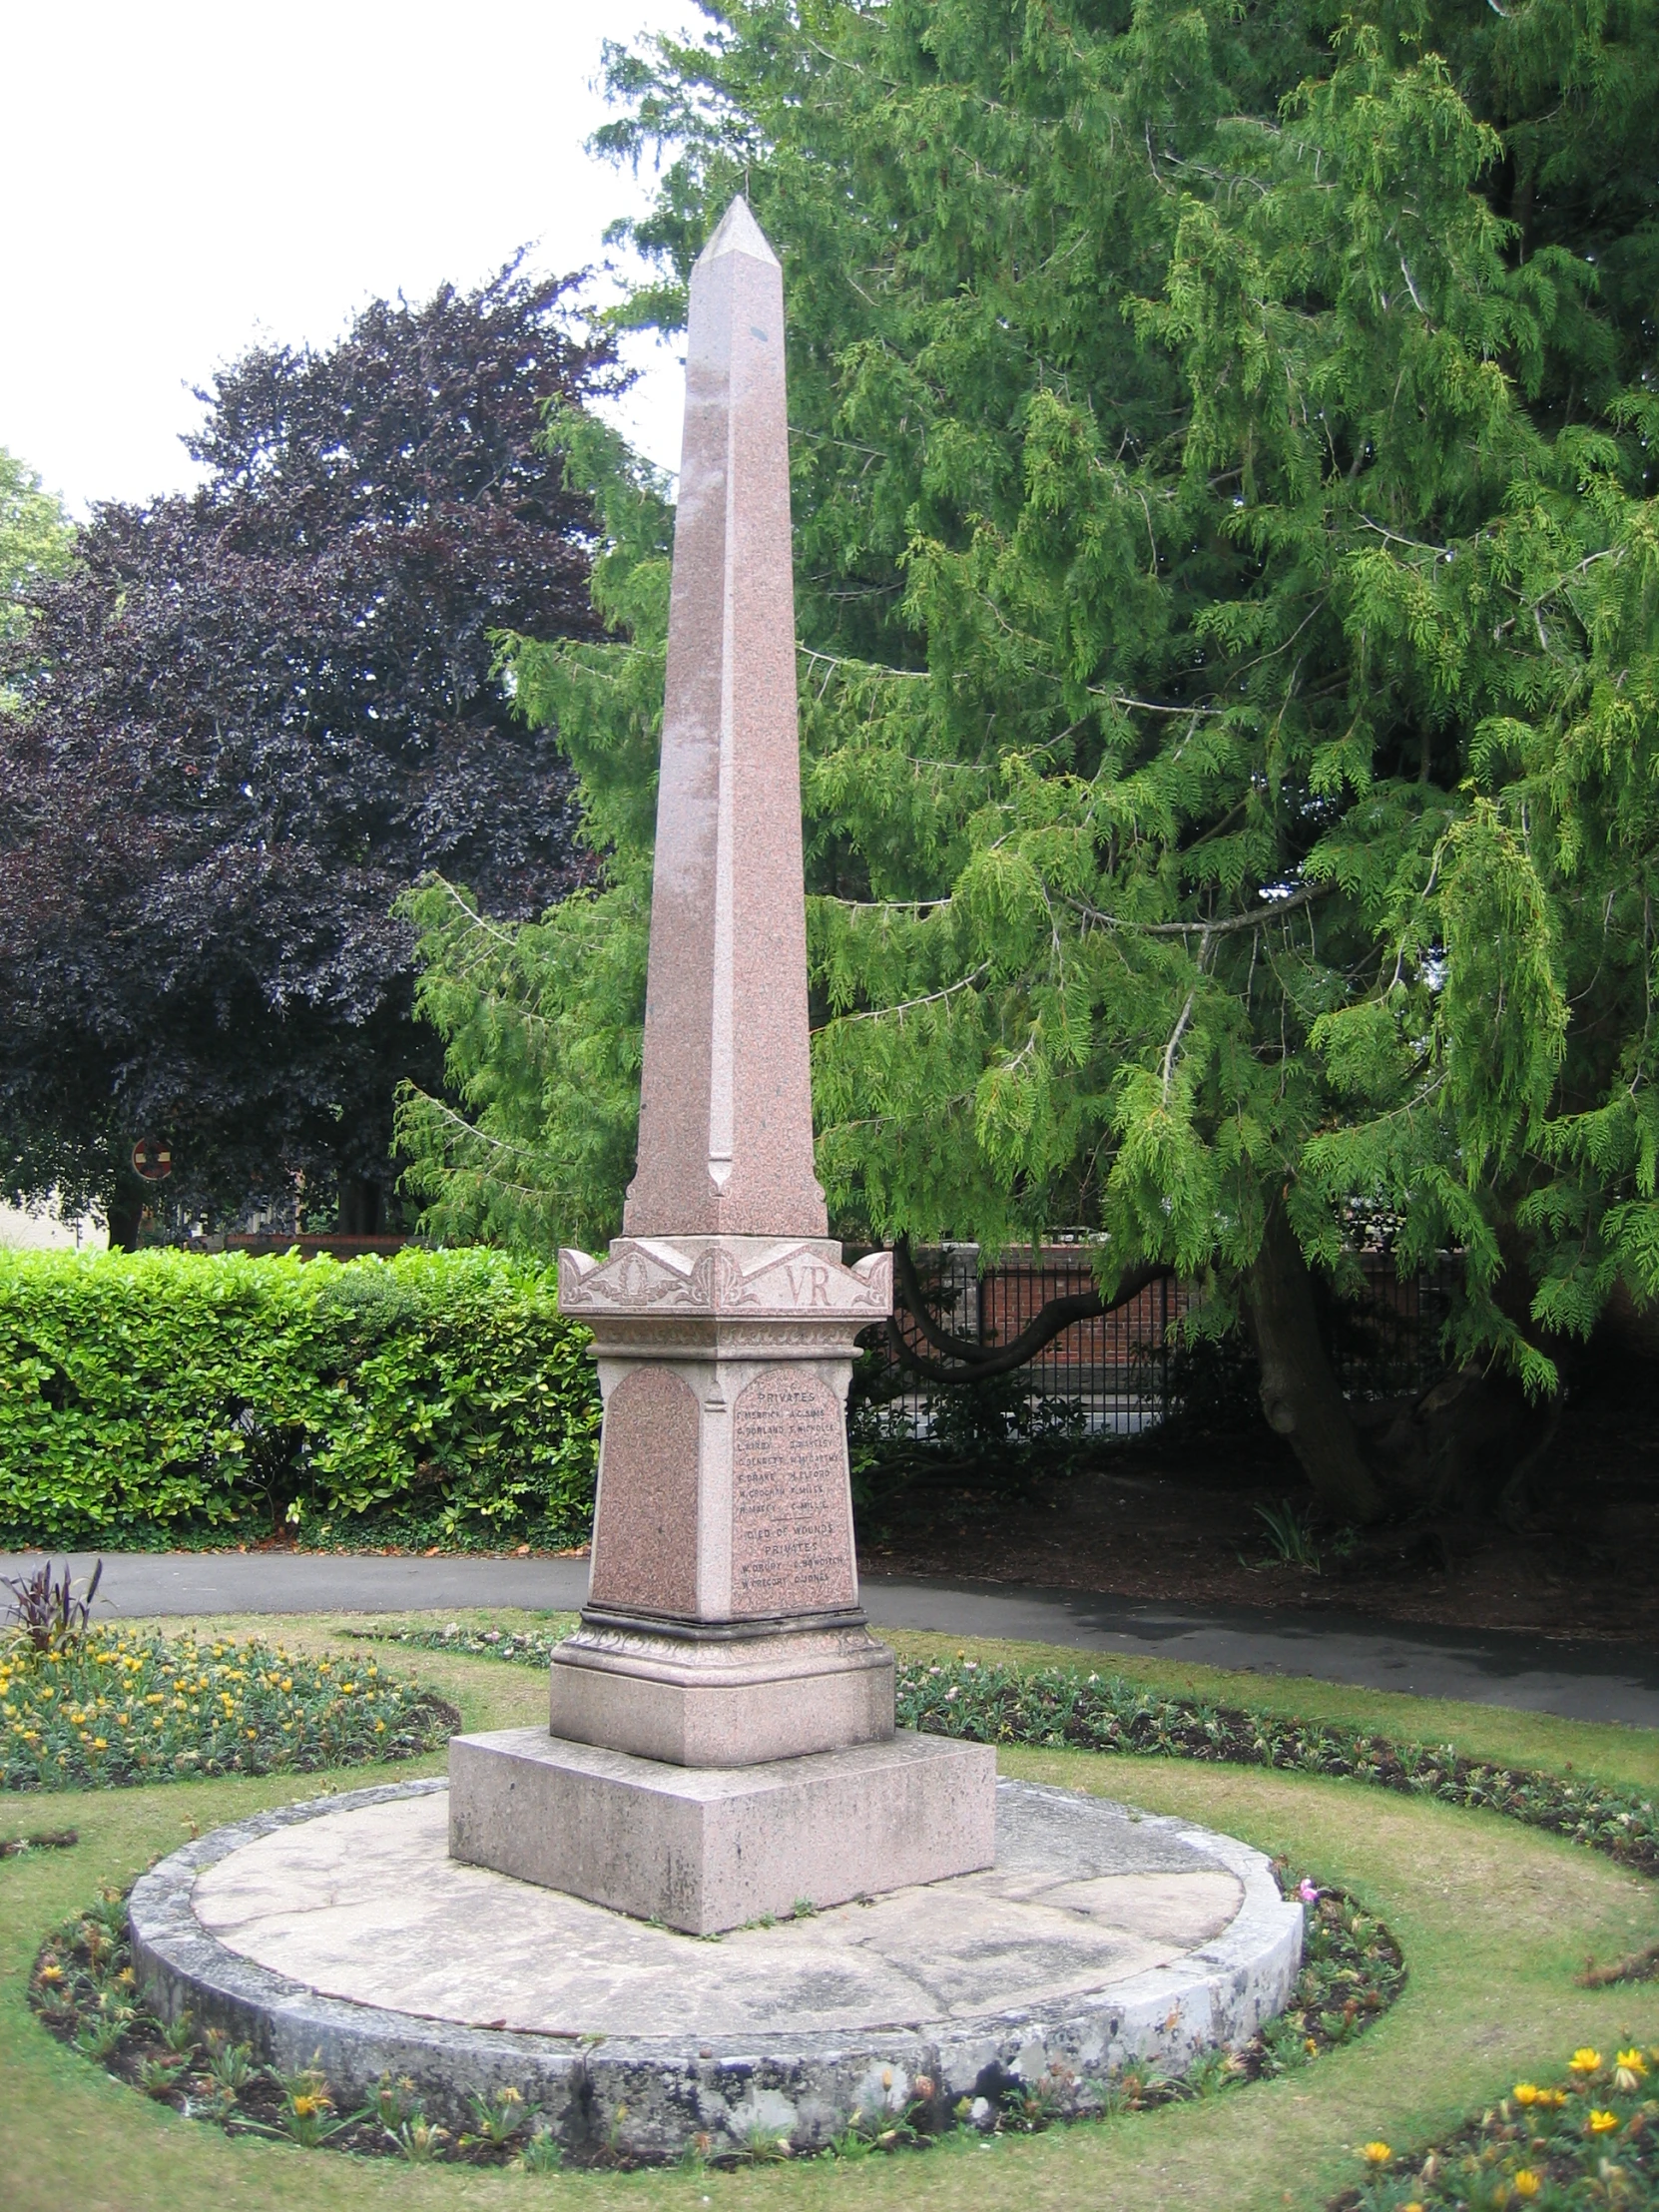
left=0, top=1247, right=600, bottom=1547
left=0, top=1623, right=453, bottom=1789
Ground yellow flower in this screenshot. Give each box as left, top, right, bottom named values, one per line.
left=373, top=1719, right=385, bottom=1733
left=1513, top=2083, right=1540, bottom=2105
left=1513, top=2173, right=1540, bottom=2199
left=1614, top=2049, right=1647, bottom=2092
left=288, top=2091, right=330, bottom=2118
left=246, top=1727, right=258, bottom=1740
left=152, top=1716, right=165, bottom=1729
left=280, top=1677, right=291, bottom=1693
left=92, top=1737, right=107, bottom=1749
left=1360, top=2142, right=1391, bottom=2166
left=1587, top=2109, right=1619, bottom=2134
left=1304, top=2036, right=1319, bottom=2055
left=1535, top=2088, right=1568, bottom=2109
left=1569, top=2048, right=1603, bottom=2075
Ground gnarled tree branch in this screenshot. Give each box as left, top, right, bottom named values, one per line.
left=883, top=1235, right=1174, bottom=1382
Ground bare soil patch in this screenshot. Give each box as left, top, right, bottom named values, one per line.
left=855, top=1382, right=1659, bottom=1645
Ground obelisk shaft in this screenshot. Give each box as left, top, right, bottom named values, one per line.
left=623, top=198, right=827, bottom=1239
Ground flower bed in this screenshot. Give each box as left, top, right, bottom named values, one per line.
left=1333, top=2045, right=1659, bottom=2209
left=894, top=1660, right=1659, bottom=1878
left=28, top=1865, right=1401, bottom=2168
left=387, top=1631, right=1659, bottom=1887
left=1, top=1626, right=454, bottom=1790
left=350, top=1620, right=568, bottom=1667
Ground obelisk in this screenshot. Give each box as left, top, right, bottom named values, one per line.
left=621, top=195, right=827, bottom=1243
left=447, top=199, right=995, bottom=1935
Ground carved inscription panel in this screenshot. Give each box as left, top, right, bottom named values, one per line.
left=730, top=1369, right=855, bottom=1617
left=589, top=1368, right=701, bottom=1617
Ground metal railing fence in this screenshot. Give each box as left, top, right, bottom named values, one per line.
left=863, top=1245, right=1456, bottom=1438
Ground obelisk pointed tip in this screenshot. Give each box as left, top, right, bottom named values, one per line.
left=697, top=194, right=780, bottom=271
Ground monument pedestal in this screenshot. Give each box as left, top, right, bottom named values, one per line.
left=546, top=1613, right=893, bottom=1768
left=449, top=1728, right=996, bottom=1935
left=447, top=1232, right=998, bottom=1926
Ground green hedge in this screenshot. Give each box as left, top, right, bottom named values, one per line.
left=0, top=1249, right=600, bottom=1547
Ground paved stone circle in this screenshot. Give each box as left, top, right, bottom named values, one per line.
left=129, top=1774, right=1303, bottom=2159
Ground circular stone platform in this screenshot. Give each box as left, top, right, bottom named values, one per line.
left=130, top=1776, right=1303, bottom=2159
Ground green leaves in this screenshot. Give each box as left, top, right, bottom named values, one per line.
left=0, top=1250, right=599, bottom=1546
left=1438, top=800, right=1567, bottom=1178
left=0, top=448, right=73, bottom=711
left=390, top=0, right=1659, bottom=1381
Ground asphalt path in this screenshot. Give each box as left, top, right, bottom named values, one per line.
left=5, top=1548, right=1656, bottom=1729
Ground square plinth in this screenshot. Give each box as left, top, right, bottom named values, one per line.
left=447, top=1727, right=997, bottom=1935
left=548, top=1621, right=894, bottom=1767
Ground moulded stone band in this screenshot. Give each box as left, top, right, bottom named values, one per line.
left=558, top=1236, right=893, bottom=1319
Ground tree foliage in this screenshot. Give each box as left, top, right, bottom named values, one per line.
left=401, top=0, right=1659, bottom=1506
left=0, top=269, right=617, bottom=1239
left=0, top=449, right=72, bottom=685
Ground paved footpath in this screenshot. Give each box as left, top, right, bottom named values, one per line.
left=3, top=1550, right=1656, bottom=1730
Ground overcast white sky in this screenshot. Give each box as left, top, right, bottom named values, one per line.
left=4, top=1, right=703, bottom=515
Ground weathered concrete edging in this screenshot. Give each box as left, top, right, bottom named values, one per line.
left=130, top=1776, right=1304, bottom=2158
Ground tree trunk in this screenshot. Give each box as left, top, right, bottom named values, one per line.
left=1247, top=1198, right=1386, bottom=1524
left=105, top=1192, right=145, bottom=1251
left=337, top=1175, right=385, bottom=1236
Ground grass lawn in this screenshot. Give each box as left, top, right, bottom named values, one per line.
left=3, top=1615, right=1657, bottom=2212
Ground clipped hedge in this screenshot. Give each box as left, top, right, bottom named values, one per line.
left=0, top=1248, right=600, bottom=1547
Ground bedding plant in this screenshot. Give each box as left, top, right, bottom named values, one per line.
left=26, top=1862, right=1402, bottom=2168
left=1333, top=2044, right=1659, bottom=2210
left=896, top=1660, right=1659, bottom=1878
left=0, top=1624, right=453, bottom=1790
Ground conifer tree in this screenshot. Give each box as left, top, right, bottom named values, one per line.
left=399, top=0, right=1659, bottom=1519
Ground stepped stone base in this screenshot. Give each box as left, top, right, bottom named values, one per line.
left=547, top=1614, right=894, bottom=1767
left=447, top=1726, right=996, bottom=1935
left=130, top=1776, right=1306, bottom=2162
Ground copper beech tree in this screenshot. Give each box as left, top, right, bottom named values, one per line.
left=0, top=266, right=616, bottom=1244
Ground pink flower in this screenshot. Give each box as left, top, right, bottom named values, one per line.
left=1297, top=1879, right=1320, bottom=1905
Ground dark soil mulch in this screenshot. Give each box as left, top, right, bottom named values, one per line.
left=854, top=1374, right=1659, bottom=1646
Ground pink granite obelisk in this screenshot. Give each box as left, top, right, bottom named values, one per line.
left=447, top=199, right=995, bottom=1934
left=622, top=196, right=827, bottom=1243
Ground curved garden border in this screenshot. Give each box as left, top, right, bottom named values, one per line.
left=124, top=1774, right=1304, bottom=2158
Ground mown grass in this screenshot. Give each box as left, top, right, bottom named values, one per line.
left=2, top=1619, right=1655, bottom=2212
left=221, top=1605, right=1659, bottom=1796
